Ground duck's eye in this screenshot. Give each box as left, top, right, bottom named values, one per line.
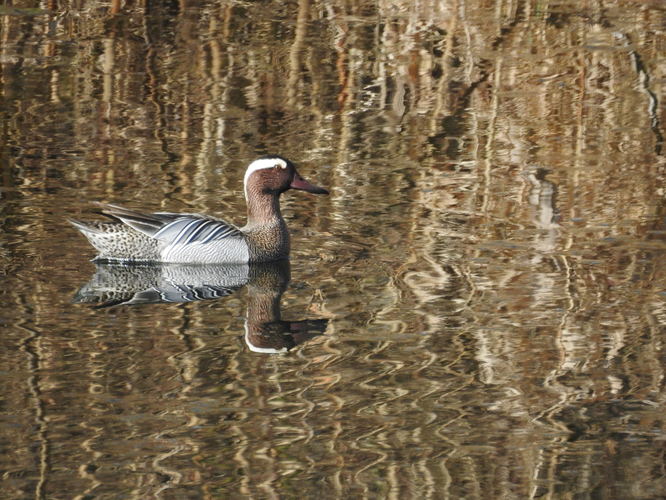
left=275, top=163, right=286, bottom=170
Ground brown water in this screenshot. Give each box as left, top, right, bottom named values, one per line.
left=1, top=0, right=665, bottom=498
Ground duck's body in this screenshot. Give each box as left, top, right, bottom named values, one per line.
left=70, top=156, right=328, bottom=264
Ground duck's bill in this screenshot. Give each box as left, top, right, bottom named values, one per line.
left=290, top=174, right=329, bottom=195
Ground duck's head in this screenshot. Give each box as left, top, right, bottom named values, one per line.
left=244, top=156, right=329, bottom=199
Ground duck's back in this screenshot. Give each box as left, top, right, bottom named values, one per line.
left=70, top=204, right=250, bottom=264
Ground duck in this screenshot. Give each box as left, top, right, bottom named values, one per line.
left=70, top=156, right=328, bottom=264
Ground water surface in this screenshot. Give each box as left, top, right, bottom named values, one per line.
left=1, top=0, right=665, bottom=498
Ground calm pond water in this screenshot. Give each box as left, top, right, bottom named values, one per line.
left=1, top=0, right=665, bottom=498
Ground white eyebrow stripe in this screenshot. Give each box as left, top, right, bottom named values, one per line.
left=243, top=158, right=287, bottom=199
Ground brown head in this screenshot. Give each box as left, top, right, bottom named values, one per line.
left=243, top=156, right=329, bottom=200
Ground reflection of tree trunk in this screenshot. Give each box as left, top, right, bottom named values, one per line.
left=334, top=18, right=349, bottom=108
left=110, top=0, right=121, bottom=16
left=288, top=0, right=310, bottom=107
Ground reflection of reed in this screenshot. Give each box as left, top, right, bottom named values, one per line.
left=18, top=319, right=50, bottom=500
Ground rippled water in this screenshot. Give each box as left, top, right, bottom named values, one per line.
left=1, top=0, right=665, bottom=498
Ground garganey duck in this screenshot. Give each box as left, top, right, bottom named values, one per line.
left=70, top=156, right=328, bottom=264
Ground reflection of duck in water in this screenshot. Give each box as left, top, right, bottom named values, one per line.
left=74, top=261, right=327, bottom=353
left=70, top=156, right=328, bottom=264
left=243, top=262, right=328, bottom=354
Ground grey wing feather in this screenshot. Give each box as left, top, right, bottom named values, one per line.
left=153, top=217, right=242, bottom=246
left=96, top=203, right=242, bottom=245
left=96, top=203, right=178, bottom=235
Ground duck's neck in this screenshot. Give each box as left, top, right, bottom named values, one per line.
left=244, top=190, right=284, bottom=228
left=242, top=190, right=290, bottom=261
